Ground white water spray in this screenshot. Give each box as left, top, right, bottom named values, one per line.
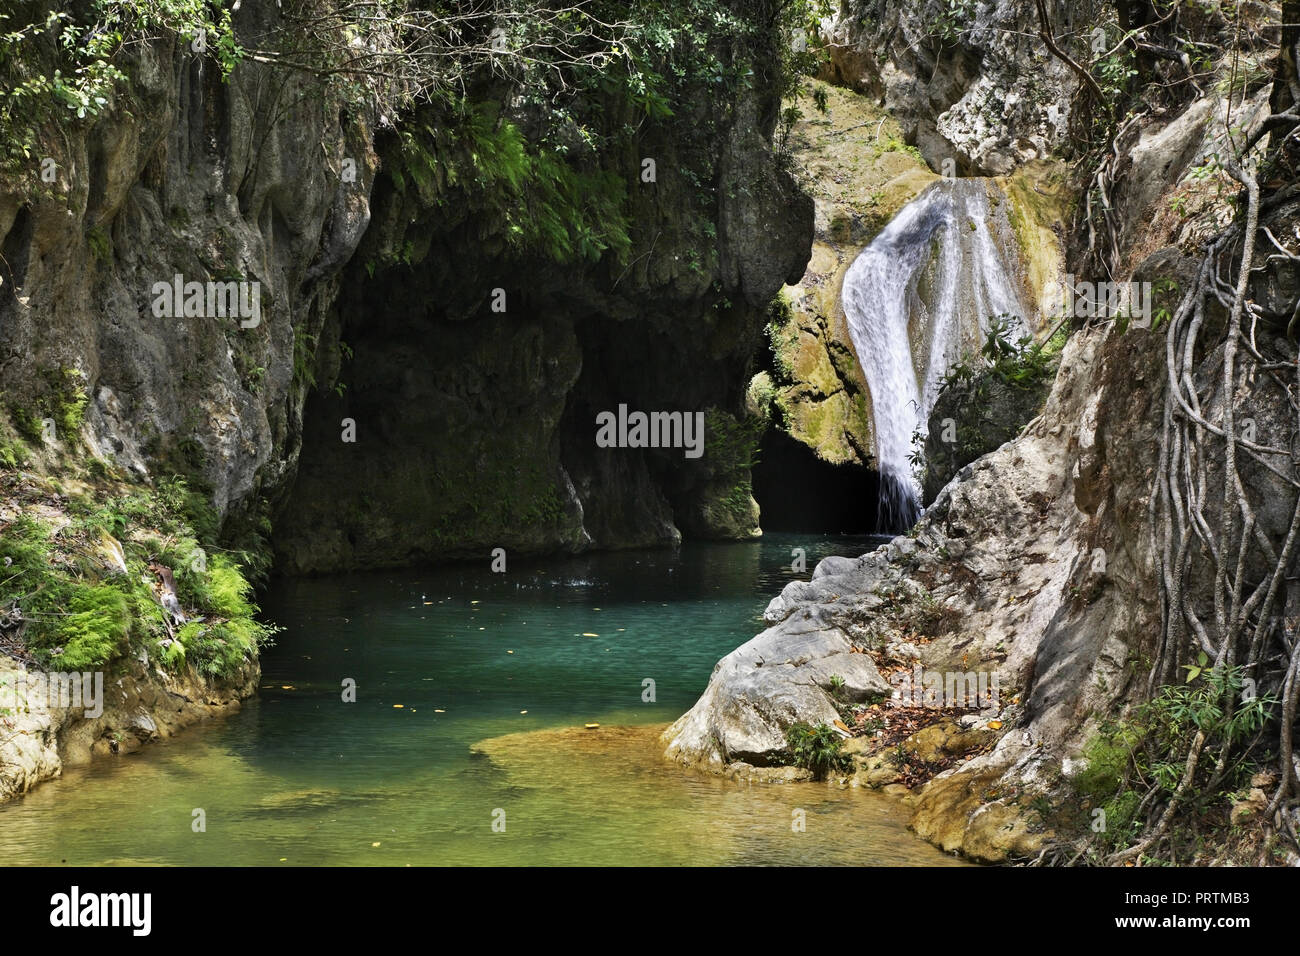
left=841, top=179, right=1028, bottom=531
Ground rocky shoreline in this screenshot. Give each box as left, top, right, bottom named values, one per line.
left=663, top=327, right=1133, bottom=863
left=0, top=656, right=255, bottom=803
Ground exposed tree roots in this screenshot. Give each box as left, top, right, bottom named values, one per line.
left=1129, top=134, right=1300, bottom=864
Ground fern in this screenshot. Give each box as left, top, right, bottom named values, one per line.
left=391, top=102, right=631, bottom=267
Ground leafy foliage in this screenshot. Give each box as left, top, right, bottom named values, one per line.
left=928, top=0, right=981, bottom=44
left=0, top=1, right=240, bottom=171
left=915, top=317, right=1064, bottom=476
left=782, top=721, right=853, bottom=779
left=48, top=585, right=131, bottom=670
left=379, top=0, right=830, bottom=268
left=945, top=315, right=1064, bottom=393
left=391, top=102, right=631, bottom=265
left=1075, top=664, right=1276, bottom=858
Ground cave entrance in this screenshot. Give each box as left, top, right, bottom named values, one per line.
left=750, top=428, right=884, bottom=534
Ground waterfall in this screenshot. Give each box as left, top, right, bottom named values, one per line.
left=841, top=178, right=1028, bottom=531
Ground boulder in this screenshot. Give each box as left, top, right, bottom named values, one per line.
left=662, top=604, right=890, bottom=769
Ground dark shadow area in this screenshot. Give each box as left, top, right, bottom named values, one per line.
left=752, top=428, right=882, bottom=533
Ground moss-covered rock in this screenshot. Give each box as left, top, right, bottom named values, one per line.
left=998, top=159, right=1073, bottom=331
left=760, top=80, right=936, bottom=468
left=821, top=0, right=1107, bottom=175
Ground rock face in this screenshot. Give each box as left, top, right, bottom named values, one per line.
left=0, top=22, right=376, bottom=523
left=822, top=0, right=1106, bottom=175
left=921, top=365, right=1052, bottom=506
left=1110, top=87, right=1275, bottom=275
left=272, top=88, right=812, bottom=573
left=0, top=7, right=813, bottom=576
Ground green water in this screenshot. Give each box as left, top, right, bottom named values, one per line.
left=0, top=533, right=966, bottom=866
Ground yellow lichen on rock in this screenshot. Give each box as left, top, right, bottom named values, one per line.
left=998, top=160, right=1073, bottom=335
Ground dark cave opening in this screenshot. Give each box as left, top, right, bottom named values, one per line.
left=751, top=428, right=883, bottom=534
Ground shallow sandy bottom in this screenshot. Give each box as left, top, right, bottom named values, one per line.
left=474, top=723, right=971, bottom=866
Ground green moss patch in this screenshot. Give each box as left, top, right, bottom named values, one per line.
left=0, top=473, right=274, bottom=678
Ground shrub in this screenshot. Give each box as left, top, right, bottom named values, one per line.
left=1075, top=663, right=1275, bottom=857
left=175, top=616, right=274, bottom=677
left=0, top=438, right=29, bottom=469
left=2, top=486, right=270, bottom=679
left=784, top=721, right=853, bottom=779
left=203, top=556, right=255, bottom=619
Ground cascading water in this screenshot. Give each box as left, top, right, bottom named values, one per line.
left=842, top=178, right=1029, bottom=532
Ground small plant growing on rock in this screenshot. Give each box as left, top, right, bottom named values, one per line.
left=784, top=721, right=852, bottom=779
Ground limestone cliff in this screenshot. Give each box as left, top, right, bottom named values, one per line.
left=0, top=4, right=812, bottom=574
left=270, top=48, right=813, bottom=572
